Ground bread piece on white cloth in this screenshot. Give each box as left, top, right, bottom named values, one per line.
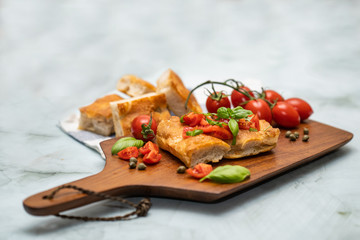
left=110, top=92, right=171, bottom=137
left=117, top=74, right=156, bottom=97
left=78, top=94, right=123, bottom=136
left=156, top=69, right=202, bottom=116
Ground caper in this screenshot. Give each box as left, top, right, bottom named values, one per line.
left=304, top=128, right=309, bottom=135
left=289, top=134, right=297, bottom=141
left=129, top=157, right=137, bottom=164
left=294, top=132, right=299, bottom=138
left=138, top=163, right=147, bottom=170
left=177, top=166, right=186, bottom=174
left=285, top=131, right=292, bottom=138
left=129, top=161, right=136, bottom=169
left=302, top=135, right=309, bottom=142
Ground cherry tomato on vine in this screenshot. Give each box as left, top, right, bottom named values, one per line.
left=272, top=102, right=300, bottom=128
left=285, top=98, right=313, bottom=121
left=264, top=90, right=284, bottom=104
left=186, top=163, right=213, bottom=179
left=244, top=99, right=272, bottom=123
left=131, top=115, right=157, bottom=141
left=206, top=92, right=231, bottom=113
left=231, top=86, right=254, bottom=107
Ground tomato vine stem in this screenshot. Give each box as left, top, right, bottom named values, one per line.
left=185, top=80, right=253, bottom=110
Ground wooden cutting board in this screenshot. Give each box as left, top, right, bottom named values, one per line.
left=23, top=120, right=353, bottom=216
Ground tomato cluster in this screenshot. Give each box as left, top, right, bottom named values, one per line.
left=205, top=83, right=313, bottom=128
left=117, top=141, right=162, bottom=165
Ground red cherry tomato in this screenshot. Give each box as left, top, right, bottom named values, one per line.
left=206, top=92, right=231, bottom=113
left=231, top=86, right=254, bottom=107
left=117, top=146, right=139, bottom=160
left=264, top=90, right=284, bottom=104
left=131, top=115, right=157, bottom=141
left=143, top=151, right=162, bottom=165
left=285, top=98, right=313, bottom=121
left=186, top=163, right=213, bottom=179
left=139, top=141, right=159, bottom=155
left=244, top=99, right=272, bottom=123
left=272, top=102, right=300, bottom=128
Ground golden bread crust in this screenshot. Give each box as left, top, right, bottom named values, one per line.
left=117, top=75, right=156, bottom=97
left=111, top=93, right=171, bottom=137
left=156, top=69, right=202, bottom=116
left=156, top=116, right=231, bottom=167
left=78, top=94, right=123, bottom=136
left=223, top=120, right=280, bottom=159
left=79, top=94, right=123, bottom=119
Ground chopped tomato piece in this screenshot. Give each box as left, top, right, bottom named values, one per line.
left=181, top=112, right=204, bottom=127
left=143, top=151, right=162, bottom=165
left=199, top=117, right=210, bottom=126
left=251, top=114, right=260, bottom=131
left=237, top=114, right=260, bottom=131
left=182, top=126, right=195, bottom=139
left=186, top=163, right=213, bottom=179
left=117, top=147, right=139, bottom=160
left=139, top=141, right=159, bottom=155
left=198, top=125, right=232, bottom=140
left=182, top=125, right=232, bottom=140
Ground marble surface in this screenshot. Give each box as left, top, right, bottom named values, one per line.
left=1, top=0, right=360, bottom=239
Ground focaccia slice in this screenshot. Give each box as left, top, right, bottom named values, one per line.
left=156, top=69, right=202, bottom=116
left=224, top=120, right=280, bottom=159
left=79, top=94, right=123, bottom=136
left=117, top=74, right=156, bottom=97
left=156, top=116, right=231, bottom=167
left=110, top=92, right=171, bottom=137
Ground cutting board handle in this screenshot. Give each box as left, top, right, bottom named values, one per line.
left=22, top=168, right=135, bottom=216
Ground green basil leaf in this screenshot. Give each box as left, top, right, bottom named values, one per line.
left=249, top=127, right=258, bottom=132
left=217, top=107, right=230, bottom=119
left=228, top=118, right=239, bottom=145
left=180, top=114, right=185, bottom=123
left=186, top=129, right=204, bottom=136
left=111, top=137, right=144, bottom=155
left=199, top=165, right=250, bottom=183
left=232, top=107, right=253, bottom=119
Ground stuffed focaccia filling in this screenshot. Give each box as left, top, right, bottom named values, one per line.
left=180, top=106, right=262, bottom=145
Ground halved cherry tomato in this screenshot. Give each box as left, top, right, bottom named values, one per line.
left=206, top=92, right=231, bottom=113
left=244, top=99, right=272, bottom=123
left=272, top=101, right=300, bottom=128
left=231, top=86, right=254, bottom=107
left=117, top=146, right=139, bottom=160
left=264, top=90, right=284, bottom=104
left=285, top=98, right=313, bottom=121
left=131, top=115, right=157, bottom=141
left=143, top=151, right=162, bottom=165
left=186, top=163, right=213, bottom=179
left=139, top=141, right=159, bottom=155
left=181, top=112, right=204, bottom=127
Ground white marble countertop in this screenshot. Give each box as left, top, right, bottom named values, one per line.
left=1, top=0, right=359, bottom=239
